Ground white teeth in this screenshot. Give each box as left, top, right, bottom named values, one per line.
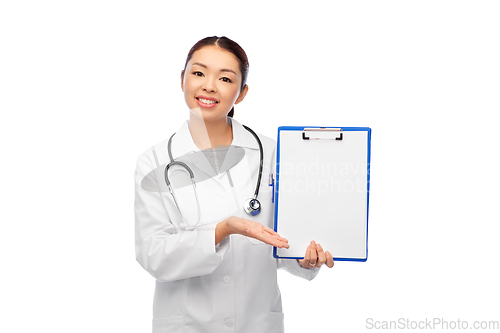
left=198, top=98, right=217, bottom=104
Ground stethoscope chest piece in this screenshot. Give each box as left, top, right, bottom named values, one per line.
left=244, top=198, right=261, bottom=216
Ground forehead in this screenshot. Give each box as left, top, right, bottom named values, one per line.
left=188, top=46, right=240, bottom=75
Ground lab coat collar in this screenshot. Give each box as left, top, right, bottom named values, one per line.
left=230, top=118, right=261, bottom=151
left=171, top=117, right=260, bottom=160
left=170, top=117, right=260, bottom=180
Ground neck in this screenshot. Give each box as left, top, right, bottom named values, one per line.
left=188, top=115, right=233, bottom=150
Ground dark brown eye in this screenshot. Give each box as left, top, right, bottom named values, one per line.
left=221, top=77, right=232, bottom=83
left=193, top=71, right=203, bottom=77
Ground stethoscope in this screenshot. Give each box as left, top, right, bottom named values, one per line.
left=164, top=125, right=264, bottom=228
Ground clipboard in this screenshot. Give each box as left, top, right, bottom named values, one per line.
left=273, top=126, right=371, bottom=262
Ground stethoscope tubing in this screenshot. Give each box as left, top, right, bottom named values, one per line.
left=242, top=124, right=263, bottom=200
left=165, top=124, right=263, bottom=226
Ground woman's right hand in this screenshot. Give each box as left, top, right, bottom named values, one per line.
left=225, top=216, right=289, bottom=248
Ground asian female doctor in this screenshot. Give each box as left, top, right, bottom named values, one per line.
left=134, top=36, right=334, bottom=333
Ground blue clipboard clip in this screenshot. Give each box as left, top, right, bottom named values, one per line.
left=302, top=127, right=343, bottom=140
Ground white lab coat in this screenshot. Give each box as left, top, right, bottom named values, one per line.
left=135, top=118, right=320, bottom=333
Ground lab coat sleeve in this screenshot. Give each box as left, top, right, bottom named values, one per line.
left=134, top=153, right=230, bottom=282
left=276, top=259, right=321, bottom=281
left=269, top=142, right=321, bottom=281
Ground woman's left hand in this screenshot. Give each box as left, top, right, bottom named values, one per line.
left=297, top=240, right=334, bottom=269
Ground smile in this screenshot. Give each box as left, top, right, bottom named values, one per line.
left=196, top=97, right=219, bottom=108
left=196, top=98, right=218, bottom=104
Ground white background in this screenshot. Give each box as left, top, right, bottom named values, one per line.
left=1, top=1, right=499, bottom=332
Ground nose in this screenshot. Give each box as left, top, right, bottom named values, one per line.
left=202, top=77, right=217, bottom=93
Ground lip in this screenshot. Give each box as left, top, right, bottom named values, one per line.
left=195, top=95, right=219, bottom=108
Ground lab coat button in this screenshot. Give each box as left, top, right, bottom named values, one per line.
left=224, top=319, right=234, bottom=327
left=223, top=276, right=230, bottom=283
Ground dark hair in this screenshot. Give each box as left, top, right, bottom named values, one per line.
left=182, top=36, right=249, bottom=118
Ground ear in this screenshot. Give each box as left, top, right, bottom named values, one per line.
left=234, top=84, right=249, bottom=105
left=180, top=70, right=184, bottom=92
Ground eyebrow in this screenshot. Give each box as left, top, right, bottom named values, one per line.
left=192, top=62, right=237, bottom=75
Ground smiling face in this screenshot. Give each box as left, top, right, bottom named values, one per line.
left=181, top=45, right=248, bottom=122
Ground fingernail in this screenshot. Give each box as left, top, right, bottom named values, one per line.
left=311, top=240, right=315, bottom=245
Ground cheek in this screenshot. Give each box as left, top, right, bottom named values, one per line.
left=221, top=85, right=240, bottom=103
left=183, top=79, right=196, bottom=93
left=183, top=81, right=198, bottom=102
left=182, top=82, right=196, bottom=106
